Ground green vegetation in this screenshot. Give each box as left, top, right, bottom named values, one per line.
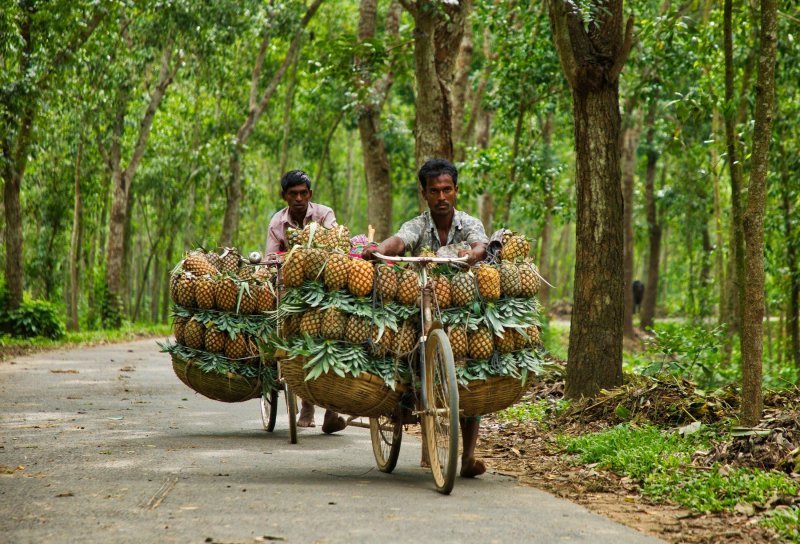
left=562, top=424, right=798, bottom=514
left=498, top=398, right=569, bottom=425
left=0, top=323, right=171, bottom=355
left=760, top=506, right=800, bottom=543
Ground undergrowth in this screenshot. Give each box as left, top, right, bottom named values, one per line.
left=562, top=424, right=798, bottom=514
left=0, top=322, right=171, bottom=355
left=760, top=505, right=800, bottom=543
left=498, top=398, right=569, bottom=424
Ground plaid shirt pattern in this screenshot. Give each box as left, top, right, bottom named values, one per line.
left=395, top=210, right=488, bottom=255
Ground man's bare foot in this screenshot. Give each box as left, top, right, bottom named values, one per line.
left=460, top=457, right=486, bottom=478
left=321, top=410, right=346, bottom=434
left=420, top=447, right=430, bottom=468
left=297, top=401, right=315, bottom=427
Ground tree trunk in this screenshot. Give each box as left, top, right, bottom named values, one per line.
left=357, top=0, right=400, bottom=241
left=740, top=0, right=777, bottom=426
left=404, top=0, right=469, bottom=178
left=474, top=105, right=493, bottom=233
left=539, top=111, right=555, bottom=309
left=279, top=45, right=302, bottom=177
left=711, top=108, right=726, bottom=325
left=640, top=100, right=661, bottom=330
left=103, top=42, right=179, bottom=327
left=451, top=0, right=474, bottom=158
left=68, top=137, right=83, bottom=331
left=723, top=0, right=746, bottom=337
left=622, top=124, right=639, bottom=337
left=219, top=0, right=324, bottom=247
left=548, top=0, right=632, bottom=398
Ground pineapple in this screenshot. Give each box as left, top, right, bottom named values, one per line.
left=525, top=325, right=542, bottom=347
left=345, top=315, right=372, bottom=344
left=299, top=308, right=324, bottom=338
left=432, top=274, right=451, bottom=309
left=280, top=315, right=300, bottom=340
left=204, top=324, right=227, bottom=354
left=183, top=319, right=206, bottom=350
left=238, top=263, right=255, bottom=281
left=219, top=247, right=241, bottom=275
left=238, top=286, right=256, bottom=315
left=224, top=333, right=248, bottom=360
left=476, top=264, right=501, bottom=301
left=303, top=248, right=327, bottom=281
left=370, top=326, right=395, bottom=357
left=448, top=326, right=468, bottom=361
left=348, top=258, right=374, bottom=297
left=468, top=326, right=494, bottom=360
left=395, top=268, right=420, bottom=306
left=418, top=246, right=436, bottom=271
left=392, top=320, right=416, bottom=356
left=183, top=250, right=218, bottom=276
left=514, top=327, right=528, bottom=351
left=500, top=234, right=530, bottom=262
left=245, top=336, right=260, bottom=364
left=194, top=275, right=216, bottom=309
left=169, top=273, right=181, bottom=303
left=495, top=329, right=518, bottom=354
left=172, top=317, right=188, bottom=344
left=254, top=266, right=274, bottom=283
left=321, top=308, right=347, bottom=340
left=204, top=251, right=223, bottom=272
left=499, top=261, right=521, bottom=298
left=375, top=264, right=398, bottom=303
left=281, top=249, right=306, bottom=288
left=175, top=273, right=197, bottom=308
left=215, top=277, right=238, bottom=312
left=517, top=262, right=542, bottom=298
left=324, top=253, right=351, bottom=291
left=335, top=225, right=351, bottom=252
left=287, top=227, right=301, bottom=248
left=450, top=270, right=477, bottom=307
left=253, top=283, right=276, bottom=312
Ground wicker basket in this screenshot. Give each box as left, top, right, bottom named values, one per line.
left=458, top=375, right=533, bottom=417
left=280, top=357, right=406, bottom=418
left=171, top=353, right=262, bottom=403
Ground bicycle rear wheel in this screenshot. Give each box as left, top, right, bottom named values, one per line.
left=420, top=328, right=459, bottom=494
left=369, top=412, right=402, bottom=473
left=261, top=388, right=278, bottom=432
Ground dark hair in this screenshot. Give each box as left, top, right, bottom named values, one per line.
left=280, top=170, right=312, bottom=194
left=417, top=158, right=458, bottom=190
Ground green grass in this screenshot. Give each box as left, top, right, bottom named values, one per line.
left=0, top=322, right=171, bottom=355
left=761, top=506, right=800, bottom=543
left=562, top=423, right=799, bottom=514
left=498, top=398, right=569, bottom=424
left=542, top=319, right=569, bottom=360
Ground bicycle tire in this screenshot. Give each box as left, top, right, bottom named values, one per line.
left=285, top=382, right=298, bottom=444
left=369, top=412, right=403, bottom=473
left=261, top=388, right=279, bottom=432
left=420, top=328, right=459, bottom=494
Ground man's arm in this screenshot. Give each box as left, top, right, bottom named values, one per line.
left=460, top=242, right=487, bottom=266
left=363, top=235, right=405, bottom=260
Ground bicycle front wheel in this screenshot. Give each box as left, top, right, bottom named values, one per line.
left=420, top=328, right=459, bottom=494
left=369, top=412, right=402, bottom=473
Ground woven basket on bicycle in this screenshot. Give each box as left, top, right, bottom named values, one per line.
left=280, top=356, right=407, bottom=418
left=458, top=374, right=534, bottom=417
left=171, top=353, right=262, bottom=403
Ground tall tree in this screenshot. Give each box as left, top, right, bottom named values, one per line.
left=621, top=121, right=639, bottom=338
left=740, top=0, right=778, bottom=426
left=400, top=0, right=470, bottom=173
left=219, top=0, right=324, bottom=247
left=640, top=95, right=661, bottom=330
left=1, top=2, right=106, bottom=309
left=547, top=0, right=633, bottom=398
left=356, top=0, right=401, bottom=241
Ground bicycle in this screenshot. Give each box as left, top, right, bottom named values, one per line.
left=368, top=252, right=468, bottom=494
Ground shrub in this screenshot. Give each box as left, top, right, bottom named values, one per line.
left=0, top=299, right=66, bottom=340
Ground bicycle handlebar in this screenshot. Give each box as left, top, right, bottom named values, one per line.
left=373, top=252, right=469, bottom=264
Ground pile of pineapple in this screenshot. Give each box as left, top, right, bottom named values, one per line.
left=165, top=247, right=278, bottom=380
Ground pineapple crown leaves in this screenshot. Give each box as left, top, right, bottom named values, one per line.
left=162, top=340, right=270, bottom=381
left=234, top=280, right=253, bottom=314
left=305, top=221, right=320, bottom=248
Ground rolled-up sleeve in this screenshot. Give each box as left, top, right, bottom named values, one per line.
left=265, top=215, right=284, bottom=254
left=395, top=215, right=425, bottom=251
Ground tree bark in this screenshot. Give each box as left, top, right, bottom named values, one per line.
left=474, top=105, right=493, bottom=233
left=711, top=108, right=726, bottom=325
left=547, top=0, right=632, bottom=398
left=451, top=0, right=474, bottom=158
left=103, top=42, right=180, bottom=327
left=402, top=0, right=470, bottom=184
left=539, top=111, right=555, bottom=309
left=68, top=137, right=83, bottom=331
left=220, top=0, right=324, bottom=247
left=357, top=0, right=400, bottom=241
left=640, top=99, right=660, bottom=330
left=622, top=124, right=639, bottom=337
left=279, top=45, right=302, bottom=177
left=740, top=0, right=778, bottom=426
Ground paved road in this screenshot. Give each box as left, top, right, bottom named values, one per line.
left=0, top=339, right=662, bottom=544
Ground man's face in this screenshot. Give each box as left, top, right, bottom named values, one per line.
left=283, top=184, right=312, bottom=215
left=423, top=174, right=457, bottom=218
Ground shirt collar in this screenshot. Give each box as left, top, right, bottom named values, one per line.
left=425, top=209, right=463, bottom=232
left=283, top=202, right=315, bottom=228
